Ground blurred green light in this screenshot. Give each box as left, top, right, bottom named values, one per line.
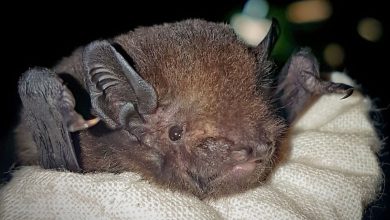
left=243, top=0, right=269, bottom=19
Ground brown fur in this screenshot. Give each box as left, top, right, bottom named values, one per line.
left=18, top=19, right=287, bottom=198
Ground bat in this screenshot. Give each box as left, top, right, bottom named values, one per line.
left=16, top=19, right=353, bottom=199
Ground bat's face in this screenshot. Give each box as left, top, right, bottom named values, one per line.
left=138, top=85, right=286, bottom=198
left=112, top=20, right=285, bottom=198
left=81, top=20, right=286, bottom=198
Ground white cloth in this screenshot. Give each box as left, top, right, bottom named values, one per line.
left=0, top=73, right=382, bottom=220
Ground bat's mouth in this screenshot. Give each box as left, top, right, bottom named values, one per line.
left=185, top=157, right=266, bottom=197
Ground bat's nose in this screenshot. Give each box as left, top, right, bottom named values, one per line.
left=195, top=137, right=271, bottom=164
left=230, top=144, right=269, bottom=162
left=198, top=137, right=233, bottom=152
left=231, top=147, right=252, bottom=162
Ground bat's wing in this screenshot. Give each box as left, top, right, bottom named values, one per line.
left=252, top=19, right=352, bottom=123
left=276, top=48, right=353, bottom=122
left=18, top=68, right=95, bottom=171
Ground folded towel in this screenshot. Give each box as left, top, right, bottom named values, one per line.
left=0, top=73, right=382, bottom=220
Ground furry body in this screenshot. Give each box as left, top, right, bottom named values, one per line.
left=17, top=19, right=352, bottom=198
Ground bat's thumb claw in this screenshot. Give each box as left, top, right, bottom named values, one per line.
left=85, top=117, right=101, bottom=128
left=341, top=88, right=354, bottom=99
left=326, top=83, right=354, bottom=99
left=68, top=117, right=100, bottom=132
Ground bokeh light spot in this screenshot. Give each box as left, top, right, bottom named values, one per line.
left=357, top=17, right=383, bottom=42
left=243, top=0, right=269, bottom=19
left=323, top=43, right=344, bottom=67
left=287, top=0, right=332, bottom=23
left=231, top=14, right=271, bottom=46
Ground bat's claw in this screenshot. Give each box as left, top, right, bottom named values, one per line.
left=330, top=83, right=354, bottom=99
left=68, top=115, right=100, bottom=132
left=341, top=87, right=354, bottom=99
left=322, top=82, right=354, bottom=99
left=60, top=84, right=100, bottom=132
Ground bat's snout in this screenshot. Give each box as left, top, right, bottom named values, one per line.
left=185, top=138, right=273, bottom=196
left=195, top=137, right=271, bottom=167
left=230, top=140, right=271, bottom=162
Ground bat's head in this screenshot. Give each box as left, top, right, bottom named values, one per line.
left=82, top=19, right=286, bottom=198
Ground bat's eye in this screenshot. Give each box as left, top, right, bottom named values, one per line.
left=169, top=125, right=183, bottom=141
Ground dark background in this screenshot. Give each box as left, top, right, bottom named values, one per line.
left=0, top=1, right=388, bottom=219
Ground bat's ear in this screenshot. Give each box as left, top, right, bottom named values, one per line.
left=254, top=18, right=280, bottom=61
left=83, top=40, right=157, bottom=129
left=276, top=48, right=353, bottom=122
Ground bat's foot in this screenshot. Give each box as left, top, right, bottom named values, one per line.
left=323, top=82, right=354, bottom=99
left=301, top=70, right=354, bottom=99
left=276, top=48, right=354, bottom=122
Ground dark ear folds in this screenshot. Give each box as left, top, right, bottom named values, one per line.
left=83, top=40, right=157, bottom=129
left=276, top=48, right=353, bottom=122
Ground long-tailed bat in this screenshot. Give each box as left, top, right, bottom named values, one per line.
left=16, top=19, right=353, bottom=199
